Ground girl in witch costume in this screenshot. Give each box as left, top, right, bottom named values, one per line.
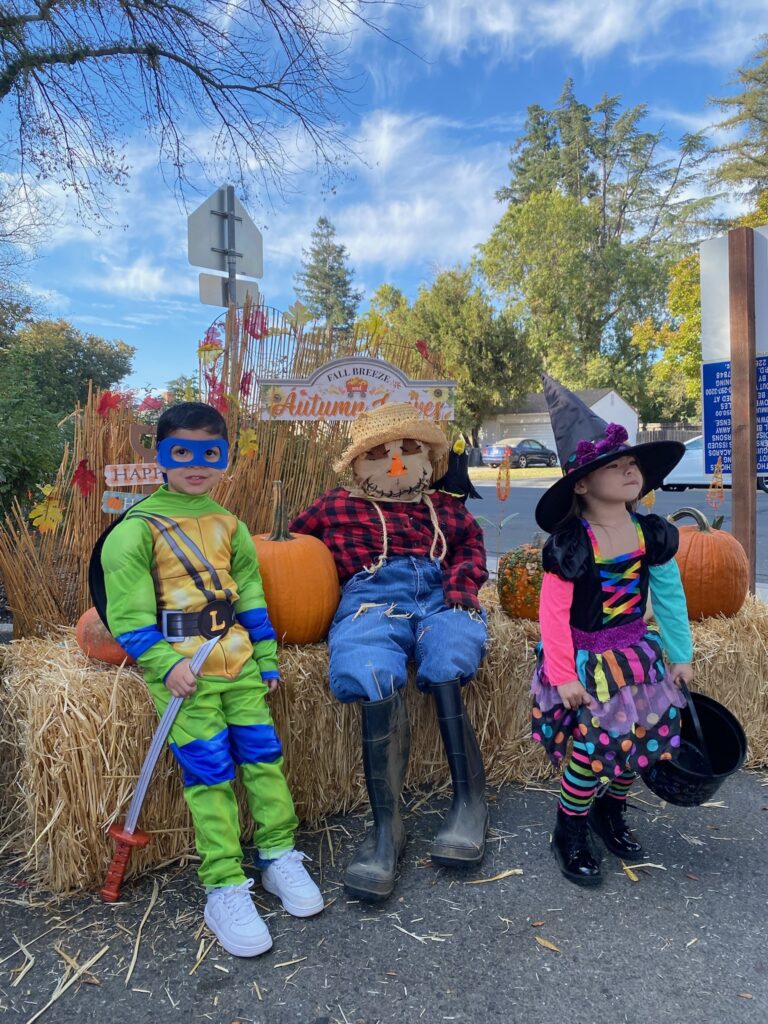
left=532, top=376, right=694, bottom=887
left=290, top=403, right=489, bottom=900
left=94, top=402, right=323, bottom=957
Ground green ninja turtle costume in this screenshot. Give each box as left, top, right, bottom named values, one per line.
left=100, top=485, right=298, bottom=888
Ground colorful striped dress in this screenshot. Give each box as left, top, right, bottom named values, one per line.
left=530, top=512, right=693, bottom=781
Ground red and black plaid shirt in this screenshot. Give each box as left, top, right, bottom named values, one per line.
left=290, top=488, right=488, bottom=609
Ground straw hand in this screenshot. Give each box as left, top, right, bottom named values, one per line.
left=557, top=680, right=592, bottom=710
left=165, top=659, right=198, bottom=698
left=669, top=663, right=693, bottom=689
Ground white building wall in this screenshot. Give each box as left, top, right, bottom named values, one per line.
left=480, top=391, right=638, bottom=446
left=589, top=393, right=638, bottom=443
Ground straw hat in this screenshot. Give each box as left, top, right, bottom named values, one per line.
left=535, top=374, right=684, bottom=533
left=333, top=402, right=449, bottom=474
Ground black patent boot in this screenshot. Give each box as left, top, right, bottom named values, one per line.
left=551, top=807, right=602, bottom=886
left=344, top=691, right=410, bottom=901
left=589, top=794, right=644, bottom=860
left=430, top=680, right=489, bottom=867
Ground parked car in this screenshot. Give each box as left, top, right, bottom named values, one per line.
left=661, top=435, right=768, bottom=492
left=481, top=437, right=558, bottom=469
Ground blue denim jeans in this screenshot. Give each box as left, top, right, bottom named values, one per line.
left=328, top=557, right=488, bottom=703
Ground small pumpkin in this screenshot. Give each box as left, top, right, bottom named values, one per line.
left=252, top=480, right=340, bottom=644
left=75, top=607, right=135, bottom=665
left=668, top=507, right=749, bottom=620
left=497, top=540, right=544, bottom=620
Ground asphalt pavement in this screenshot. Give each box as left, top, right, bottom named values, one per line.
left=1, top=770, right=767, bottom=1024
left=2, top=479, right=767, bottom=1023
left=470, top=477, right=768, bottom=588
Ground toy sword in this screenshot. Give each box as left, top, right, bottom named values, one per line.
left=100, top=635, right=221, bottom=902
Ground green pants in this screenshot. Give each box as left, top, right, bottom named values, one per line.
left=146, top=659, right=298, bottom=888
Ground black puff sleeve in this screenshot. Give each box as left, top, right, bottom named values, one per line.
left=541, top=521, right=591, bottom=580
left=638, top=513, right=679, bottom=565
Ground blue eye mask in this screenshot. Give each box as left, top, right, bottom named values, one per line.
left=156, top=437, right=230, bottom=470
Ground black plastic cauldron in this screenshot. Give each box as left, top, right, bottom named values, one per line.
left=641, top=685, right=747, bottom=807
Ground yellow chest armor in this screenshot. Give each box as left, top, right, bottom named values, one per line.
left=142, top=510, right=252, bottom=679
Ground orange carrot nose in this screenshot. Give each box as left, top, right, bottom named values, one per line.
left=388, top=454, right=408, bottom=477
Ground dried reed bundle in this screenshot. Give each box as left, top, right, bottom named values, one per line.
left=0, top=303, right=450, bottom=633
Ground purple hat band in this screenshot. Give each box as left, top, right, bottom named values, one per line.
left=567, top=423, right=629, bottom=473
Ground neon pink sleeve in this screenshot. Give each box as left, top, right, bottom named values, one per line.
left=539, top=572, right=578, bottom=685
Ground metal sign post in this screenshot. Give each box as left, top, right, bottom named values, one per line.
left=187, top=186, right=263, bottom=308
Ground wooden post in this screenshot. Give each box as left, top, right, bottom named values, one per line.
left=728, top=226, right=757, bottom=591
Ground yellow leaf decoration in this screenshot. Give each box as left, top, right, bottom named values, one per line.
left=622, top=861, right=640, bottom=882
left=29, top=485, right=64, bottom=533
left=238, top=427, right=259, bottom=458
left=496, top=450, right=511, bottom=502
left=641, top=488, right=656, bottom=510
left=706, top=456, right=725, bottom=509
left=464, top=868, right=523, bottom=885
left=535, top=937, right=561, bottom=953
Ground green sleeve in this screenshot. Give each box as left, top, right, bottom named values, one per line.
left=101, top=517, right=184, bottom=680
left=231, top=520, right=279, bottom=677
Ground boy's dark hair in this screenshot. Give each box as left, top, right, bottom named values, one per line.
left=157, top=402, right=228, bottom=443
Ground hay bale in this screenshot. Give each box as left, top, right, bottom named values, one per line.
left=1, top=595, right=765, bottom=893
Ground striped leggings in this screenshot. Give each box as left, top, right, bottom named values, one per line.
left=559, top=739, right=637, bottom=816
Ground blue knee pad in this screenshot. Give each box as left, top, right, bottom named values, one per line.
left=228, top=722, right=283, bottom=765
left=170, top=728, right=235, bottom=787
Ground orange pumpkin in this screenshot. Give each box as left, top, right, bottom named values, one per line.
left=497, top=542, right=544, bottom=620
left=75, top=607, right=135, bottom=665
left=669, top=507, right=749, bottom=620
left=252, top=481, right=340, bottom=644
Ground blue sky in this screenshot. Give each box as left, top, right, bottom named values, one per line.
left=19, top=0, right=768, bottom=391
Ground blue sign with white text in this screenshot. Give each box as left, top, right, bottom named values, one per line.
left=702, top=357, right=768, bottom=474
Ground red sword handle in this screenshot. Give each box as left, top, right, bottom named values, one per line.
left=100, top=823, right=151, bottom=903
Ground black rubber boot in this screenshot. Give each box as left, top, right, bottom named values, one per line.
left=344, top=691, right=410, bottom=901
left=551, top=807, right=602, bottom=886
left=429, top=680, right=489, bottom=867
left=589, top=794, right=644, bottom=860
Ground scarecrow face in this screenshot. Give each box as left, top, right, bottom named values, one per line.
left=352, top=437, right=433, bottom=500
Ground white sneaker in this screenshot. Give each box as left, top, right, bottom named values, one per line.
left=204, top=879, right=273, bottom=957
left=261, top=850, right=325, bottom=917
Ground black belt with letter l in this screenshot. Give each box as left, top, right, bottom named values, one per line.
left=160, top=600, right=234, bottom=641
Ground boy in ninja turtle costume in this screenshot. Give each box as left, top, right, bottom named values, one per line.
left=96, top=402, right=323, bottom=957
left=290, top=402, right=489, bottom=900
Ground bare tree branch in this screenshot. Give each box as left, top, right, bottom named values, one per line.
left=0, top=1, right=404, bottom=221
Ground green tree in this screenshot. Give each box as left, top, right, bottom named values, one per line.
left=0, top=320, right=134, bottom=416
left=712, top=36, right=768, bottom=197
left=630, top=192, right=768, bottom=422
left=295, top=216, right=362, bottom=330
left=406, top=268, right=534, bottom=443
left=0, top=370, right=61, bottom=512
left=356, top=284, right=411, bottom=361
left=631, top=254, right=701, bottom=421
left=481, top=81, right=712, bottom=416
left=165, top=374, right=201, bottom=404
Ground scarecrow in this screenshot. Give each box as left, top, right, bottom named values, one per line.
left=290, top=403, right=489, bottom=900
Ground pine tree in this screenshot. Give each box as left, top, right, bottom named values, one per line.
left=712, top=37, right=768, bottom=197
left=294, top=216, right=362, bottom=329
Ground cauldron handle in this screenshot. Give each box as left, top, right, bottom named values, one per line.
left=679, top=681, right=714, bottom=776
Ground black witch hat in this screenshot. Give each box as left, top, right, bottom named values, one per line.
left=534, top=375, right=684, bottom=532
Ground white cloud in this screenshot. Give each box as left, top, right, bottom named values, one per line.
left=418, top=0, right=768, bottom=66
left=84, top=254, right=198, bottom=301
left=250, top=108, right=510, bottom=306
